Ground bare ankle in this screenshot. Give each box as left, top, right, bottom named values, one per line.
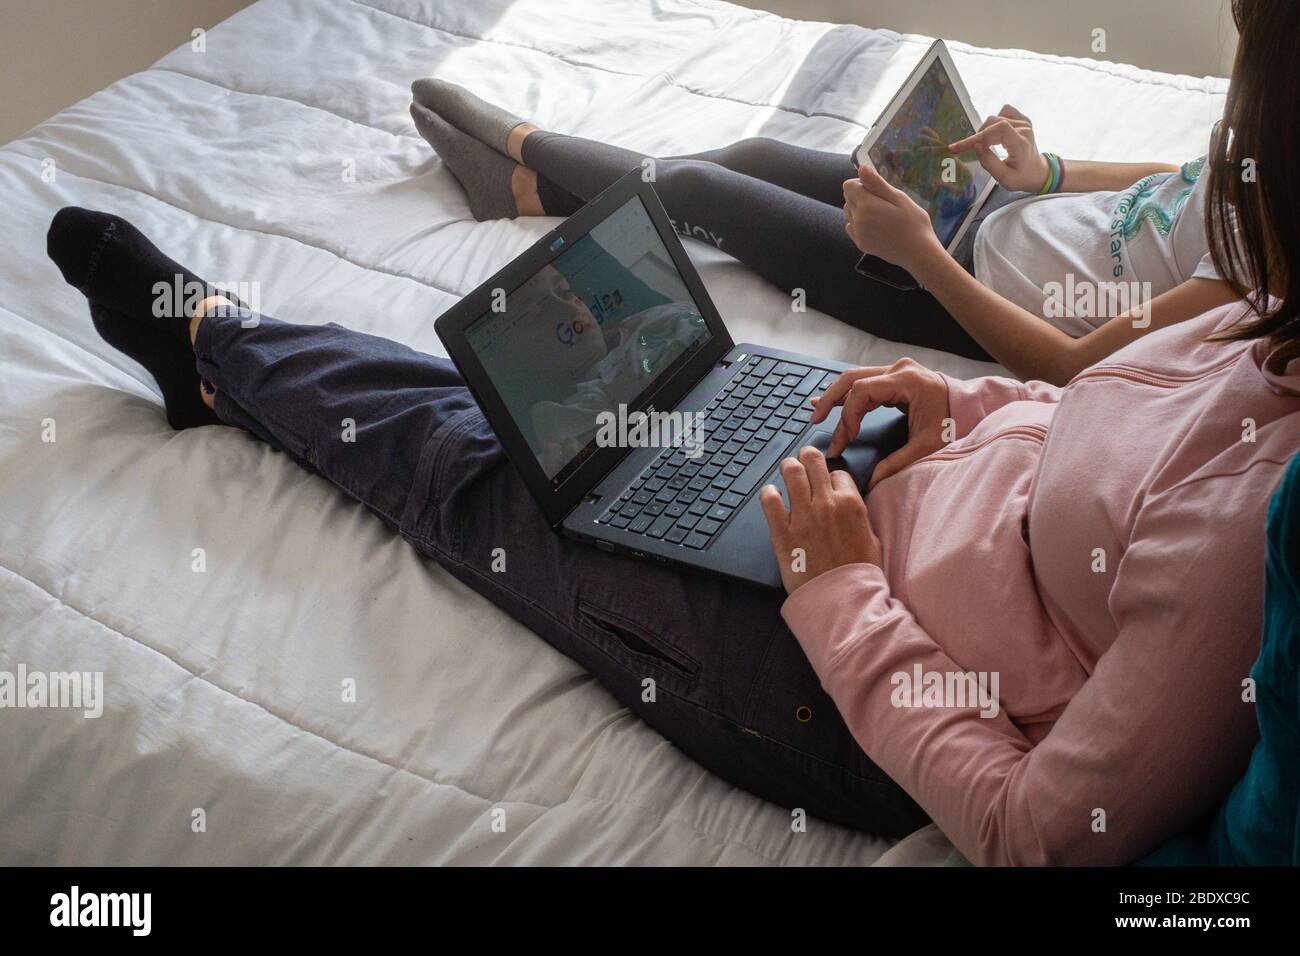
left=190, top=294, right=235, bottom=345
left=511, top=165, right=545, bottom=216
left=506, top=121, right=539, bottom=163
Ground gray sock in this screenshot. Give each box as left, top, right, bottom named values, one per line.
left=411, top=78, right=524, bottom=154
left=410, top=102, right=518, bottom=221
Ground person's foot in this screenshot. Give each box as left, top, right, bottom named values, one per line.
left=89, top=302, right=220, bottom=429
left=48, top=207, right=210, bottom=345
left=47, top=207, right=221, bottom=429
left=410, top=78, right=528, bottom=156
left=409, top=102, right=542, bottom=219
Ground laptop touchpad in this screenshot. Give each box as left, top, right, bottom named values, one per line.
left=794, top=410, right=908, bottom=493
left=806, top=429, right=874, bottom=492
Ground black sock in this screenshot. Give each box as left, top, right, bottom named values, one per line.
left=89, top=302, right=220, bottom=429
left=48, top=207, right=215, bottom=345
left=48, top=207, right=222, bottom=429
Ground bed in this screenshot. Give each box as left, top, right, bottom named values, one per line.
left=0, top=0, right=1226, bottom=865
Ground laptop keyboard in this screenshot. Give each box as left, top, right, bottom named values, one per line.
left=597, top=356, right=838, bottom=550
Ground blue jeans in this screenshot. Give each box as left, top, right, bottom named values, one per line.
left=193, top=308, right=928, bottom=837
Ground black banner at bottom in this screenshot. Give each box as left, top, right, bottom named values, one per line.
left=0, top=865, right=1288, bottom=940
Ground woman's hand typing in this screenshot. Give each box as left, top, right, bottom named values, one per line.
left=812, top=358, right=953, bottom=489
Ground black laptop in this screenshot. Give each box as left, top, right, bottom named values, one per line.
left=435, top=169, right=905, bottom=589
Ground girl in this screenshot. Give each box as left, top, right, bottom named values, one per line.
left=410, top=57, right=1236, bottom=384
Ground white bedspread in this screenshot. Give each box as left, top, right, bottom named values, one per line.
left=0, top=0, right=1225, bottom=865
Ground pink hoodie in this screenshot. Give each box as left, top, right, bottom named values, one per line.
left=782, top=303, right=1300, bottom=865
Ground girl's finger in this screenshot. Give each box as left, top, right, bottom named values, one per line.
left=848, top=189, right=899, bottom=218
left=780, top=455, right=812, bottom=510
left=798, top=445, right=833, bottom=500
left=829, top=467, right=858, bottom=496
left=947, top=129, right=988, bottom=153
left=952, top=118, right=1023, bottom=155
left=975, top=142, right=1011, bottom=179
left=812, top=367, right=889, bottom=422
left=828, top=399, right=865, bottom=458
left=828, top=374, right=910, bottom=456
left=759, top=483, right=789, bottom=533
left=856, top=164, right=902, bottom=201
left=844, top=177, right=892, bottom=209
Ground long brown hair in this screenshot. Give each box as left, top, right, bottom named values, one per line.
left=1207, top=0, right=1300, bottom=366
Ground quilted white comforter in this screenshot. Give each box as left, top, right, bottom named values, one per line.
left=0, top=0, right=1225, bottom=864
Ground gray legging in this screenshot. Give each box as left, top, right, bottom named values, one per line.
left=524, top=132, right=1024, bottom=360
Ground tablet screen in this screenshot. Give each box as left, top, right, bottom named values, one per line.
left=865, top=55, right=990, bottom=248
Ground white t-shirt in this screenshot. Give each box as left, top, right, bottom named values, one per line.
left=973, top=128, right=1220, bottom=337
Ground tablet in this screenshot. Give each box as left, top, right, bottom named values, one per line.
left=852, top=40, right=996, bottom=285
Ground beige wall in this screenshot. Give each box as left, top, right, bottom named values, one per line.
left=1, top=0, right=253, bottom=144
left=738, top=0, right=1238, bottom=78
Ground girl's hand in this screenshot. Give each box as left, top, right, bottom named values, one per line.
left=811, top=358, right=952, bottom=489
left=948, top=105, right=1051, bottom=193
left=760, top=446, right=883, bottom=595
left=843, top=165, right=944, bottom=275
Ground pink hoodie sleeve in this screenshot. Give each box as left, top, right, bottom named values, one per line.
left=942, top=374, right=1063, bottom=438
left=781, top=474, right=1263, bottom=866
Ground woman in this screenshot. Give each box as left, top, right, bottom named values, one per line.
left=408, top=66, right=1237, bottom=384
left=47, top=0, right=1297, bottom=863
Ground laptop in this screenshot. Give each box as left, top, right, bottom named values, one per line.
left=435, top=168, right=905, bottom=589
left=850, top=39, right=999, bottom=290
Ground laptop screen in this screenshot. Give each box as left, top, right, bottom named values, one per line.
left=465, top=195, right=711, bottom=486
